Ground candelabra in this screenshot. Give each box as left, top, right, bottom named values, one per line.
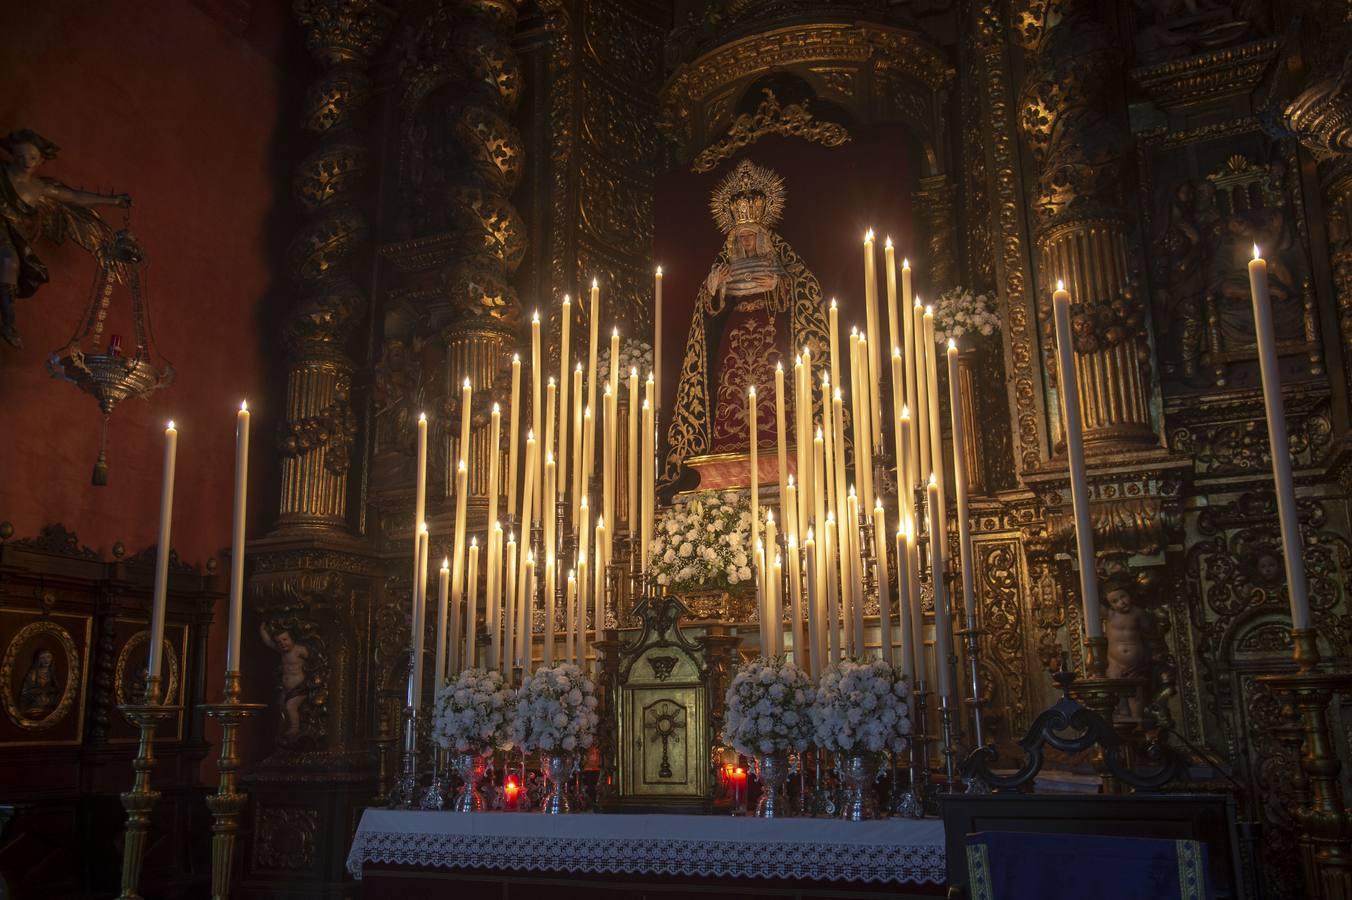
left=1257, top=629, right=1352, bottom=900
left=421, top=748, right=449, bottom=810
left=389, top=704, right=421, bottom=809
left=117, top=675, right=181, bottom=900
left=894, top=680, right=929, bottom=817
left=199, top=673, right=265, bottom=900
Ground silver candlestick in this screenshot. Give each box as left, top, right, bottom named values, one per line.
left=895, top=681, right=929, bottom=817
left=389, top=705, right=421, bottom=808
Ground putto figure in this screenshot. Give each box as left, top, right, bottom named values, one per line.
left=260, top=622, right=311, bottom=744
left=662, top=160, right=831, bottom=487
left=0, top=129, right=131, bottom=349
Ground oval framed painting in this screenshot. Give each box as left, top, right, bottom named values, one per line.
left=114, top=630, right=181, bottom=714
left=2, top=620, right=81, bottom=731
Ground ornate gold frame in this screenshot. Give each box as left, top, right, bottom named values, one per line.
left=1, top=617, right=88, bottom=740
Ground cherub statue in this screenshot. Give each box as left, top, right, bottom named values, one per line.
left=1103, top=581, right=1154, bottom=720
left=0, top=129, right=131, bottom=349
left=260, top=622, right=311, bottom=744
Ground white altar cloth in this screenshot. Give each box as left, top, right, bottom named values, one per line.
left=346, top=808, right=946, bottom=885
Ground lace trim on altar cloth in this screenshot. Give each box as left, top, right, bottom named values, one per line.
left=346, top=829, right=946, bottom=884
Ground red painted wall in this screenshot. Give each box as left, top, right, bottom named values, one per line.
left=654, top=128, right=916, bottom=420
left=0, top=2, right=289, bottom=749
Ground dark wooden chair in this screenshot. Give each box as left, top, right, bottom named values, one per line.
left=940, top=793, right=1246, bottom=900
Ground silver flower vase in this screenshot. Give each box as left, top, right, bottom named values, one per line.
left=452, top=750, right=490, bottom=812
left=540, top=751, right=575, bottom=814
left=754, top=751, right=791, bottom=818
left=838, top=752, right=881, bottom=821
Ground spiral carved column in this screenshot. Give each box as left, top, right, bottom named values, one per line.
left=279, top=0, right=393, bottom=532
left=1016, top=0, right=1157, bottom=453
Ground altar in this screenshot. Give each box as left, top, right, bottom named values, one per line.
left=345, top=808, right=946, bottom=898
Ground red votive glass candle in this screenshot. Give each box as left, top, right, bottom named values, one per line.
left=504, top=775, right=521, bottom=811
left=730, top=766, right=748, bottom=816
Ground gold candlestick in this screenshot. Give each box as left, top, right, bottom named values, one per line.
left=200, top=672, right=266, bottom=900
left=1258, top=629, right=1352, bottom=900
left=117, top=675, right=181, bottom=900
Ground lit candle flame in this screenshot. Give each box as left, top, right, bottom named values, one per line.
left=612, top=326, right=619, bottom=337
left=240, top=400, right=248, bottom=411
left=492, top=402, right=500, bottom=412
left=806, top=527, right=815, bottom=541
left=656, top=265, right=663, bottom=276
left=948, top=338, right=957, bottom=350
left=592, top=278, right=598, bottom=289
left=463, top=377, right=471, bottom=389
left=924, top=304, right=934, bottom=316
left=901, top=404, right=910, bottom=418
left=471, top=536, right=478, bottom=548
left=748, top=385, right=756, bottom=397
left=928, top=471, right=937, bottom=486
left=1056, top=279, right=1065, bottom=292
left=420, top=521, right=428, bottom=534
left=532, top=310, right=539, bottom=323
left=442, top=558, right=450, bottom=570
left=865, top=228, right=874, bottom=242
left=1253, top=244, right=1261, bottom=260
left=513, top=352, right=520, bottom=362
left=788, top=474, right=795, bottom=487
left=458, top=459, right=467, bottom=472
left=903, top=257, right=910, bottom=269
left=885, top=236, right=893, bottom=249
left=167, top=420, right=176, bottom=430
left=419, top=411, right=426, bottom=422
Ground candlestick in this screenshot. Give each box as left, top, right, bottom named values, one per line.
left=465, top=537, right=479, bottom=669
left=1051, top=281, right=1103, bottom=642
left=226, top=402, right=249, bottom=673
left=928, top=475, right=956, bottom=701
left=508, top=355, right=521, bottom=518
left=628, top=367, right=639, bottom=534
left=434, top=558, right=450, bottom=687
left=1248, top=248, right=1312, bottom=629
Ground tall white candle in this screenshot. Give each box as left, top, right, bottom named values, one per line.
left=487, top=403, right=502, bottom=528
left=565, top=571, right=578, bottom=665
left=543, top=452, right=557, bottom=666
left=1248, top=249, right=1311, bottom=629
left=863, top=230, right=883, bottom=447
left=774, top=363, right=790, bottom=540
left=804, top=528, right=821, bottom=676
left=824, top=512, right=841, bottom=665
left=486, top=522, right=502, bottom=671
left=558, top=294, right=572, bottom=507
left=603, top=383, right=616, bottom=565
left=1051, top=281, right=1103, bottom=639
left=522, top=552, right=535, bottom=674
left=507, top=355, right=521, bottom=519
left=450, top=458, right=469, bottom=670
left=884, top=239, right=899, bottom=388
left=594, top=516, right=607, bottom=652
left=628, top=367, right=639, bottom=535
left=873, top=499, right=892, bottom=665
left=531, top=312, right=543, bottom=514
left=609, top=327, right=621, bottom=400
left=654, top=266, right=663, bottom=422
left=147, top=420, right=178, bottom=688
left=587, top=279, right=600, bottom=471
left=894, top=529, right=916, bottom=685
left=913, top=299, right=930, bottom=481
left=572, top=363, right=584, bottom=524
left=465, top=538, right=479, bottom=669
left=504, top=532, right=518, bottom=675
left=765, top=510, right=779, bottom=656
left=641, top=398, right=654, bottom=570
left=928, top=475, right=956, bottom=700
left=458, top=377, right=473, bottom=480
left=434, top=557, right=450, bottom=686
left=226, top=401, right=250, bottom=673
left=828, top=299, right=841, bottom=415
left=748, top=386, right=760, bottom=577
left=906, top=522, right=925, bottom=686
left=947, top=340, right=979, bottom=629
left=786, top=528, right=804, bottom=669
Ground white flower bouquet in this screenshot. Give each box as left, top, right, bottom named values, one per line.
left=431, top=667, right=515, bottom=753
left=809, top=658, right=911, bottom=755
left=511, top=662, right=600, bottom=754
left=648, top=490, right=754, bottom=592
left=721, top=656, right=815, bottom=757
left=931, top=286, right=1000, bottom=345
left=597, top=338, right=654, bottom=387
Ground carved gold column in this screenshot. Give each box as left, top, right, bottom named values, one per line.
left=1016, top=1, right=1156, bottom=452
left=913, top=174, right=959, bottom=297
left=278, top=0, right=393, bottom=532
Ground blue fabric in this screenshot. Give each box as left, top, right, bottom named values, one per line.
left=965, top=831, right=1213, bottom=900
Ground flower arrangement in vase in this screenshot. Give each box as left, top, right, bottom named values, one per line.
left=432, top=667, right=515, bottom=811
left=511, top=663, right=600, bottom=813
left=648, top=490, right=754, bottom=593
left=721, top=656, right=815, bottom=817
left=809, top=659, right=911, bottom=820
left=931, top=286, right=1000, bottom=346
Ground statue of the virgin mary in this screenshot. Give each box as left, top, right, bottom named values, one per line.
left=662, top=160, right=831, bottom=488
